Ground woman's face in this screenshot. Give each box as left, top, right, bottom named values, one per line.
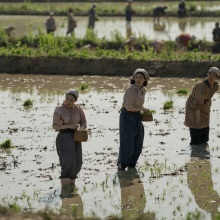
left=207, top=72, right=218, bottom=85
left=135, top=73, right=145, bottom=88
left=65, top=94, right=76, bottom=108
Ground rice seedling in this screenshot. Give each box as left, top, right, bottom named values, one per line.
left=186, top=211, right=202, bottom=220
left=101, top=181, right=105, bottom=191
left=112, top=175, right=117, bottom=187
left=163, top=101, right=173, bottom=110
left=83, top=185, right=87, bottom=193
left=23, top=99, right=33, bottom=107
left=79, top=83, right=88, bottom=91
left=0, top=139, right=14, bottom=149
left=71, top=205, right=78, bottom=217
left=177, top=89, right=188, bottom=95
left=8, top=202, right=21, bottom=212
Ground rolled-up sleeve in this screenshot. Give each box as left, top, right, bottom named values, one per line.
left=52, top=108, right=64, bottom=131
left=123, top=88, right=135, bottom=109
left=193, top=85, right=206, bottom=110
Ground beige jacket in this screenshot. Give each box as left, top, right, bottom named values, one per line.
left=184, top=80, right=219, bottom=128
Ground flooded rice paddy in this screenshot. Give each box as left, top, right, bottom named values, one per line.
left=0, top=15, right=219, bottom=42
left=0, top=74, right=220, bottom=220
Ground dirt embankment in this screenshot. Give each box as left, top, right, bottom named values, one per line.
left=0, top=56, right=219, bottom=77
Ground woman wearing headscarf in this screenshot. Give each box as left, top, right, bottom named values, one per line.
left=53, top=89, right=86, bottom=197
left=66, top=8, right=77, bottom=36
left=184, top=67, right=220, bottom=145
left=117, top=68, right=150, bottom=170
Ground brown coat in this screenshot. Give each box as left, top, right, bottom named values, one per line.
left=184, top=80, right=219, bottom=129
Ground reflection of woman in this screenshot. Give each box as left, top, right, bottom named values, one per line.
left=117, top=168, right=146, bottom=219
left=53, top=89, right=87, bottom=197
left=188, top=144, right=220, bottom=219
left=184, top=67, right=220, bottom=145
left=117, top=69, right=150, bottom=170
left=66, top=8, right=76, bottom=36
left=61, top=192, right=83, bottom=218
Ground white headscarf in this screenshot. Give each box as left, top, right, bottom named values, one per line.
left=131, top=68, right=150, bottom=82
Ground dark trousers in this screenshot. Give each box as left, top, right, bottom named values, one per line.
left=118, top=108, right=144, bottom=169
left=189, top=127, right=209, bottom=145
left=56, top=132, right=82, bottom=179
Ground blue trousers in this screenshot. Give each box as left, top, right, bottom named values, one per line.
left=118, top=108, right=144, bottom=169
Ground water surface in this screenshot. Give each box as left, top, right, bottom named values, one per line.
left=0, top=74, right=220, bottom=219
left=0, top=15, right=218, bottom=42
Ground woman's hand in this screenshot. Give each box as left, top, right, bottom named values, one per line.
left=142, top=107, right=150, bottom=113
left=69, top=124, right=80, bottom=130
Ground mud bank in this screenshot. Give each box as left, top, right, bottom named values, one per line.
left=0, top=56, right=219, bottom=77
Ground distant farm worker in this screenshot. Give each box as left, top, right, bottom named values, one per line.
left=150, top=40, right=164, bottom=53
left=212, top=22, right=220, bottom=43
left=4, top=26, right=15, bottom=36
left=46, top=12, right=56, bottom=34
left=153, top=6, right=168, bottom=23
left=177, top=0, right=186, bottom=17
left=120, top=36, right=136, bottom=51
left=53, top=89, right=87, bottom=198
left=88, top=3, right=97, bottom=29
left=175, top=33, right=196, bottom=50
left=184, top=67, right=220, bottom=145
left=125, top=0, right=135, bottom=28
left=66, top=8, right=77, bottom=36
left=117, top=68, right=150, bottom=170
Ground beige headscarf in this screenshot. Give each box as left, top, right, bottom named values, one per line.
left=131, top=68, right=150, bottom=82
left=208, top=67, right=220, bottom=77
left=65, top=89, right=79, bottom=99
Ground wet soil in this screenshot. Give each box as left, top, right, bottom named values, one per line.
left=0, top=74, right=220, bottom=220
left=0, top=56, right=219, bottom=77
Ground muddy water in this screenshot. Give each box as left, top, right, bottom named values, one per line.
left=0, top=15, right=218, bottom=42
left=0, top=74, right=220, bottom=219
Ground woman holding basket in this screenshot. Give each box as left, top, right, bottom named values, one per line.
left=53, top=89, right=86, bottom=197
left=117, top=68, right=150, bottom=170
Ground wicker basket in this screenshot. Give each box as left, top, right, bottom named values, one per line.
left=73, top=130, right=88, bottom=142
left=140, top=113, right=153, bottom=122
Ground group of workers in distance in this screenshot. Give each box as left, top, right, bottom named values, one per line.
left=43, top=0, right=220, bottom=53
left=44, top=0, right=187, bottom=35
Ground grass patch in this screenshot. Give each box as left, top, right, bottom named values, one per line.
left=0, top=28, right=219, bottom=61
left=0, top=139, right=14, bottom=149
left=0, top=2, right=219, bottom=17
left=163, top=101, right=173, bottom=110
left=79, top=83, right=88, bottom=90
left=177, top=89, right=188, bottom=95
left=23, top=99, right=33, bottom=107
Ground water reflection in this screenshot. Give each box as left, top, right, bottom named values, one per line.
left=61, top=192, right=83, bottom=218
left=0, top=15, right=219, bottom=41
left=178, top=20, right=187, bottom=32
left=153, top=22, right=166, bottom=32
left=126, top=26, right=132, bottom=38
left=187, top=144, right=220, bottom=219
left=117, top=168, right=147, bottom=219
left=0, top=73, right=220, bottom=219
